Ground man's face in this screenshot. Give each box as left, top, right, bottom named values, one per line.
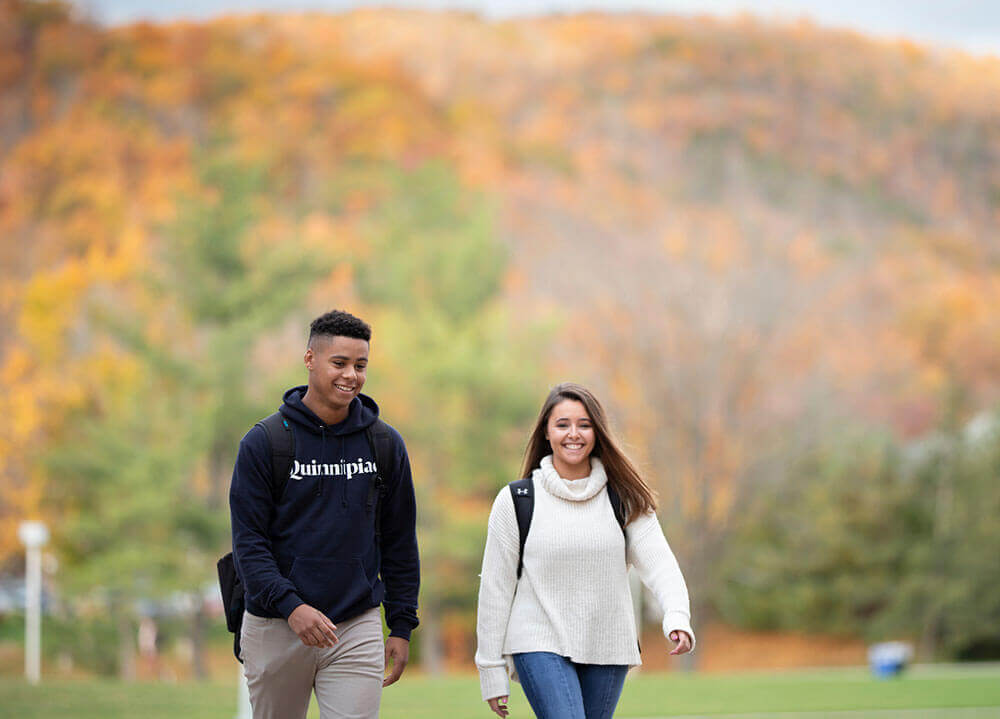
left=305, top=335, right=369, bottom=413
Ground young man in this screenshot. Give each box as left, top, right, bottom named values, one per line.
left=230, top=310, right=419, bottom=719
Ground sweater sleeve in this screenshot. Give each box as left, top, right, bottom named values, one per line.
left=626, top=512, right=696, bottom=651
left=475, top=489, right=520, bottom=701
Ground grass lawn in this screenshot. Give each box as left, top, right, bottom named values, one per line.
left=1, top=666, right=999, bottom=718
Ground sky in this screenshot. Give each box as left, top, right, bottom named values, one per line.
left=73, top=0, right=1000, bottom=56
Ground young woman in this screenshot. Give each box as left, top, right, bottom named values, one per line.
left=475, top=382, right=694, bottom=719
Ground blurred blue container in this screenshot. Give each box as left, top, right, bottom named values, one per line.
left=867, top=641, right=913, bottom=678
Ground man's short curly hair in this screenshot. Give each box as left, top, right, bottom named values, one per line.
left=309, top=310, right=371, bottom=344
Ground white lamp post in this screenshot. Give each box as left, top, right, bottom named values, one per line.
left=18, top=520, right=49, bottom=685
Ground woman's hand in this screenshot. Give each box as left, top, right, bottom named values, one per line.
left=669, top=630, right=693, bottom=656
left=487, top=696, right=509, bottom=718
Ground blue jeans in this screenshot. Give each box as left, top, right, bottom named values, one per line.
left=512, top=652, right=629, bottom=719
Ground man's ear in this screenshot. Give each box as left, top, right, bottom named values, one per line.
left=304, top=347, right=314, bottom=370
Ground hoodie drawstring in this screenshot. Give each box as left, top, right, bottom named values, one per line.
left=340, top=435, right=348, bottom=508
left=317, top=426, right=326, bottom=496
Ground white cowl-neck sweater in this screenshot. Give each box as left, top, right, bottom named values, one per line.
left=475, top=455, right=695, bottom=701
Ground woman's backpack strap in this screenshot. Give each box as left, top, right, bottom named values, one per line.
left=508, top=477, right=534, bottom=580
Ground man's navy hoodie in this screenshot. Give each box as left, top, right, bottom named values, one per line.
left=229, top=386, right=419, bottom=639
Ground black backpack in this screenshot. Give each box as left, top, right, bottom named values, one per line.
left=508, top=476, right=627, bottom=579
left=217, top=412, right=394, bottom=662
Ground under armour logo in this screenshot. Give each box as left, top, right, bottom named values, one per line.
left=516, top=488, right=529, bottom=495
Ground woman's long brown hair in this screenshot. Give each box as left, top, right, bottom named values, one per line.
left=519, top=382, right=657, bottom=524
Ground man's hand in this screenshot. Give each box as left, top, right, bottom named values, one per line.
left=669, top=630, right=693, bottom=656
left=487, top=696, right=509, bottom=718
left=383, top=636, right=409, bottom=687
left=287, top=604, right=338, bottom=648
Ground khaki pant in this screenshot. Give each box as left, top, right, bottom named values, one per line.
left=241, top=608, right=384, bottom=719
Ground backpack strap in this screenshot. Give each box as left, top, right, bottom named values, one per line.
left=509, top=477, right=534, bottom=580
left=256, top=412, right=295, bottom=503
left=365, top=419, right=394, bottom=538
left=606, top=482, right=628, bottom=537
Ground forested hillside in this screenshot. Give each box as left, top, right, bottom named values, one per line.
left=2, top=0, right=998, bottom=670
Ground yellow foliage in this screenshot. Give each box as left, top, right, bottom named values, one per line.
left=18, top=262, right=90, bottom=353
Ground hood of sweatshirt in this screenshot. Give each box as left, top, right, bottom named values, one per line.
left=279, top=385, right=379, bottom=435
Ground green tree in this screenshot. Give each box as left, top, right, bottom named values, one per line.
left=717, top=411, right=1000, bottom=660
left=716, top=429, right=914, bottom=638
left=46, top=144, right=328, bottom=677
left=356, top=164, right=545, bottom=671
left=894, top=413, right=1000, bottom=659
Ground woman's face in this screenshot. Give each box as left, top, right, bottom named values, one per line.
left=545, top=399, right=596, bottom=476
